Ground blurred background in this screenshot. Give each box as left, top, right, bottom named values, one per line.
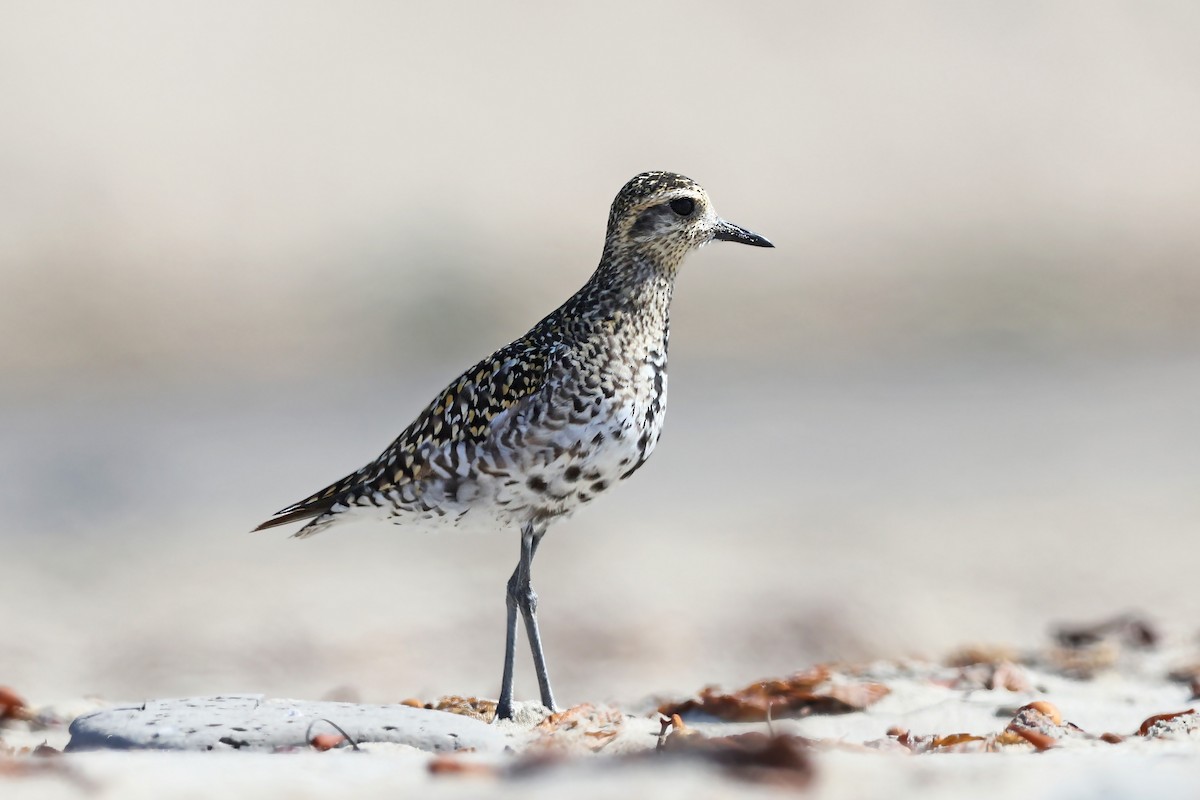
left=2, top=1, right=1198, bottom=708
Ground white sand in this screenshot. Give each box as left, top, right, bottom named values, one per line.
left=5, top=631, right=1200, bottom=799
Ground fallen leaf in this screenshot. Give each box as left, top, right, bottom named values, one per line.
left=931, top=733, right=985, bottom=749
left=1009, top=727, right=1056, bottom=751
left=993, top=730, right=1028, bottom=747
left=0, top=688, right=29, bottom=722
left=1138, top=709, right=1196, bottom=736
left=1018, top=701, right=1063, bottom=726
left=660, top=730, right=814, bottom=788
left=944, top=644, right=1021, bottom=667
left=0, top=756, right=95, bottom=789
left=1054, top=614, right=1159, bottom=649
left=428, top=696, right=497, bottom=722
left=428, top=754, right=498, bottom=777
left=660, top=668, right=889, bottom=722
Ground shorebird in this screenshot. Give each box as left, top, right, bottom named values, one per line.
left=254, top=171, right=773, bottom=719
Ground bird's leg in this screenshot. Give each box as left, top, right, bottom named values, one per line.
left=495, top=526, right=555, bottom=720
left=516, top=528, right=557, bottom=712
left=495, top=560, right=522, bottom=721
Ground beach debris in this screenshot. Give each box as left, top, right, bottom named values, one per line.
left=424, top=696, right=498, bottom=723
left=1167, top=664, right=1200, bottom=700
left=531, top=704, right=624, bottom=752
left=881, top=692, right=1200, bottom=753
left=1034, top=613, right=1161, bottom=679
left=385, top=694, right=497, bottom=721
left=1003, top=700, right=1075, bottom=751
left=1007, top=726, right=1056, bottom=751
left=1137, top=709, right=1198, bottom=738
left=306, top=717, right=359, bottom=751
left=883, top=699, right=1080, bottom=753
left=929, top=733, right=986, bottom=749
left=1054, top=614, right=1159, bottom=649
left=428, top=753, right=498, bottom=777
left=0, top=754, right=96, bottom=789
left=944, top=644, right=1022, bottom=667
left=1018, top=700, right=1062, bottom=725
left=430, top=711, right=812, bottom=787
left=655, top=717, right=814, bottom=789
left=0, top=688, right=30, bottom=723
left=659, top=666, right=889, bottom=722
left=309, top=733, right=347, bottom=751
left=953, top=660, right=1034, bottom=692
left=1044, top=640, right=1119, bottom=679
left=942, top=646, right=1035, bottom=691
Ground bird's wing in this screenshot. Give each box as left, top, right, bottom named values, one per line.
left=252, top=339, right=557, bottom=533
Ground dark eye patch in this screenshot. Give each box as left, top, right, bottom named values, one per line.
left=631, top=208, right=663, bottom=236
left=669, top=197, right=695, bottom=217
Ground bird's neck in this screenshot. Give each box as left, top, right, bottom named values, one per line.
left=570, top=244, right=677, bottom=333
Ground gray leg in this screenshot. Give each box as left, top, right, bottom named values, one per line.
left=495, top=568, right=521, bottom=721
left=495, top=526, right=556, bottom=720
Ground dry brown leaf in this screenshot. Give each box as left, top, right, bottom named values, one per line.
left=931, top=733, right=985, bottom=749
left=1167, top=664, right=1200, bottom=682
left=582, top=729, right=619, bottom=751
left=428, top=696, right=497, bottom=723
left=660, top=730, right=814, bottom=788
left=1138, top=709, right=1196, bottom=736
left=660, top=667, right=889, bottom=722
left=0, top=688, right=30, bottom=722
left=1009, top=727, right=1056, bottom=751
left=988, top=662, right=1033, bottom=692
left=1045, top=642, right=1119, bottom=679
left=825, top=682, right=890, bottom=710
left=945, top=645, right=1021, bottom=667
left=993, top=730, right=1028, bottom=747
left=0, top=756, right=95, bottom=789
left=428, top=754, right=498, bottom=778
left=1054, top=614, right=1159, bottom=649
left=535, top=703, right=595, bottom=732
left=534, top=703, right=623, bottom=734
left=1018, top=701, right=1063, bottom=726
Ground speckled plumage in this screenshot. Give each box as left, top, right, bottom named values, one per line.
left=255, top=171, right=772, bottom=716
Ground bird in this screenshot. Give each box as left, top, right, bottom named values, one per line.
left=254, top=171, right=773, bottom=720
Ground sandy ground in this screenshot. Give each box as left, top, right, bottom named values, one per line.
left=4, top=623, right=1200, bottom=798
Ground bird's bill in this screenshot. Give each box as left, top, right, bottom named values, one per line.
left=712, top=219, right=774, bottom=248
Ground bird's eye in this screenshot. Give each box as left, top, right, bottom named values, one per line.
left=669, top=198, right=695, bottom=217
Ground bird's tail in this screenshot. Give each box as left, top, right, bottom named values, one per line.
left=251, top=505, right=326, bottom=532
left=252, top=466, right=369, bottom=535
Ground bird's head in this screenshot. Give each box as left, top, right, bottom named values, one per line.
left=604, top=171, right=773, bottom=266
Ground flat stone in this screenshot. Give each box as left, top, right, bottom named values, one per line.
left=65, top=694, right=509, bottom=753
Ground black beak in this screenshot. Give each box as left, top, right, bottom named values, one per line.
left=712, top=219, right=774, bottom=248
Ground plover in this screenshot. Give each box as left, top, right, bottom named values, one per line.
left=255, top=171, right=773, bottom=719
